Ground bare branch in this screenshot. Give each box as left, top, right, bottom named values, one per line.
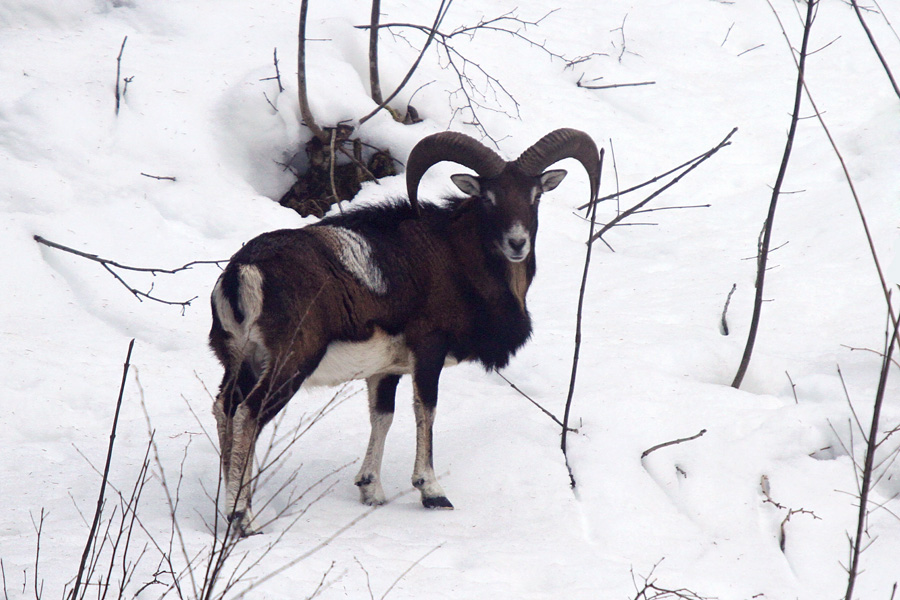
left=588, top=128, right=737, bottom=244
left=731, top=0, right=817, bottom=389
left=359, top=8, right=579, bottom=142
left=33, top=235, right=225, bottom=312
left=760, top=475, right=821, bottom=552
left=492, top=369, right=575, bottom=432
left=576, top=74, right=656, bottom=90
left=0, top=558, right=8, bottom=600
left=841, top=344, right=900, bottom=369
left=359, top=1, right=451, bottom=126
left=298, top=0, right=327, bottom=142
left=379, top=544, right=442, bottom=600
left=69, top=339, right=134, bottom=600
left=31, top=509, right=45, bottom=600
left=630, top=559, right=710, bottom=600
left=259, top=47, right=285, bottom=93
left=368, top=0, right=384, bottom=105
left=845, top=299, right=899, bottom=600
left=769, top=1, right=899, bottom=349
left=850, top=0, right=900, bottom=101
left=578, top=141, right=726, bottom=211
left=562, top=149, right=605, bottom=487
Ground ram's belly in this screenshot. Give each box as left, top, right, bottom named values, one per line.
left=303, top=329, right=461, bottom=388
left=304, top=329, right=409, bottom=387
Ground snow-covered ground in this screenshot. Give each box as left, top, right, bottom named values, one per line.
left=2, top=0, right=899, bottom=598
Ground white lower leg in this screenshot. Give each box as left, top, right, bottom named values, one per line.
left=355, top=409, right=393, bottom=505
left=228, top=404, right=259, bottom=534
left=213, top=395, right=232, bottom=489
left=412, top=400, right=451, bottom=508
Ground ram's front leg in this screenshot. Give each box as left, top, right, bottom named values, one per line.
left=411, top=337, right=453, bottom=509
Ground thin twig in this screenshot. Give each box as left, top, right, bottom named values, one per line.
left=578, top=143, right=724, bottom=211
left=589, top=128, right=737, bottom=244
left=760, top=475, right=821, bottom=552
left=841, top=344, right=900, bottom=369
left=259, top=47, right=285, bottom=93
left=630, top=559, right=710, bottom=600
left=562, top=149, right=605, bottom=487
left=641, top=429, right=707, bottom=459
left=722, top=22, right=735, bottom=47
left=34, top=235, right=224, bottom=311
left=31, top=509, right=45, bottom=600
left=845, top=299, right=899, bottom=600
left=737, top=43, right=765, bottom=56
left=359, top=0, right=450, bottom=126
left=720, top=283, right=737, bottom=336
left=379, top=544, right=442, bottom=600
left=732, top=0, right=816, bottom=389
left=69, top=339, right=134, bottom=600
left=576, top=75, right=656, bottom=90
left=872, top=0, right=900, bottom=43
left=0, top=559, right=8, bottom=600
left=493, top=370, right=575, bottom=431
left=305, top=562, right=336, bottom=600
left=33, top=235, right=225, bottom=275
left=850, top=0, right=900, bottom=101
left=360, top=7, right=571, bottom=142
left=140, top=173, right=177, bottom=182
left=772, top=0, right=900, bottom=350
left=115, top=36, right=127, bottom=115
left=236, top=486, right=418, bottom=595
left=785, top=371, right=799, bottom=403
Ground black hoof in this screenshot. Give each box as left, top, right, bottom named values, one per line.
left=422, top=496, right=454, bottom=510
left=227, top=511, right=261, bottom=538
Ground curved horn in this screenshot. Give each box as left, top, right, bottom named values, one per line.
left=406, top=132, right=506, bottom=217
left=513, top=128, right=601, bottom=202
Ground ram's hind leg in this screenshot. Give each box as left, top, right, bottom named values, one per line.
left=227, top=400, right=261, bottom=535
left=355, top=374, right=400, bottom=505
left=213, top=360, right=263, bottom=536
left=213, top=387, right=233, bottom=495
left=221, top=363, right=305, bottom=536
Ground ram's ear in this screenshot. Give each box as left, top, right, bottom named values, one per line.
left=450, top=174, right=481, bottom=196
left=540, top=169, right=567, bottom=192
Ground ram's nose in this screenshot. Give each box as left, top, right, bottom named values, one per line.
left=508, top=237, right=527, bottom=254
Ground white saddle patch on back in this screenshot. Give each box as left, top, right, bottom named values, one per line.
left=316, top=226, right=388, bottom=294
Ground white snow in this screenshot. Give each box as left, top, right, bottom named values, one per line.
left=2, top=0, right=899, bottom=598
